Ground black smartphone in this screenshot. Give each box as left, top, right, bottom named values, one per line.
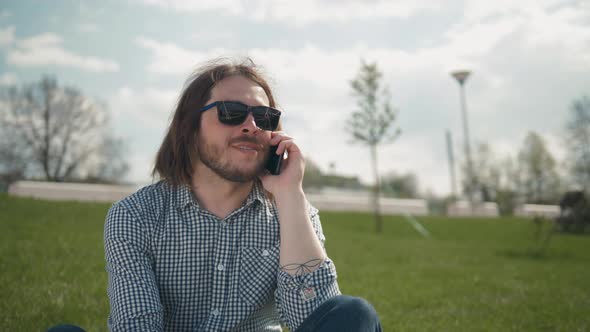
left=265, top=145, right=284, bottom=175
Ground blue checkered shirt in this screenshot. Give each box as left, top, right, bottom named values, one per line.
left=104, top=180, right=341, bottom=331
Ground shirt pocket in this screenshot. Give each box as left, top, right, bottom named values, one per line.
left=238, top=245, right=280, bottom=308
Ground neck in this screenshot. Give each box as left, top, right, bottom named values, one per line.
left=190, top=163, right=255, bottom=219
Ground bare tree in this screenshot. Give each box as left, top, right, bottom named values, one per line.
left=0, top=76, right=128, bottom=183
left=0, top=125, right=27, bottom=188
left=347, top=60, right=401, bottom=233
left=566, top=96, right=590, bottom=191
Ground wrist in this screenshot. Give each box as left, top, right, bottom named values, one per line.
left=274, top=187, right=305, bottom=205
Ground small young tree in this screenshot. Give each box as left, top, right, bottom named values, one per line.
left=518, top=131, right=561, bottom=204
left=302, top=158, right=324, bottom=189
left=381, top=172, right=419, bottom=199
left=347, top=60, right=400, bottom=233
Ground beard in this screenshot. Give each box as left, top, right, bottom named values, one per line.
left=197, top=135, right=269, bottom=183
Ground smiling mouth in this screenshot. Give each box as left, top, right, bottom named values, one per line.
left=235, top=146, right=258, bottom=151
left=231, top=140, right=263, bottom=151
left=232, top=146, right=260, bottom=156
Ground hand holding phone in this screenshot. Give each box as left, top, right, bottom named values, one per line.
left=265, top=145, right=284, bottom=175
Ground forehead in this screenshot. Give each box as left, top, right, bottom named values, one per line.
left=209, top=75, right=270, bottom=107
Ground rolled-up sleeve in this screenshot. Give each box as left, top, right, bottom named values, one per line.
left=274, top=206, right=341, bottom=331
left=104, top=202, right=163, bottom=332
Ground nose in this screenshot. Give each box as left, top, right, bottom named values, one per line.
left=240, top=112, right=259, bottom=134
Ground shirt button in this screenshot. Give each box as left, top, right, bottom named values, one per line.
left=217, top=263, right=224, bottom=271
left=261, top=249, right=270, bottom=257
left=212, top=309, right=220, bottom=316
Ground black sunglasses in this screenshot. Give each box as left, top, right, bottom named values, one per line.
left=199, top=101, right=281, bottom=131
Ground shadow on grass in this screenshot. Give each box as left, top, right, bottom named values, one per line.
left=495, top=217, right=574, bottom=261
left=496, top=249, right=572, bottom=260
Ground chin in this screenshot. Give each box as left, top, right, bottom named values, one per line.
left=221, top=163, right=265, bottom=183
left=241, top=165, right=265, bottom=179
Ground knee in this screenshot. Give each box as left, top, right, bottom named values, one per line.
left=333, top=295, right=379, bottom=321
left=46, top=324, right=86, bottom=332
left=325, top=295, right=382, bottom=331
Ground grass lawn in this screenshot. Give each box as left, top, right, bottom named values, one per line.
left=1, top=193, right=589, bottom=331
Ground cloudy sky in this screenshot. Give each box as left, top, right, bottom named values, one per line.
left=0, top=0, right=588, bottom=194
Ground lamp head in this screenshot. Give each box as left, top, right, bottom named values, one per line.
left=451, top=70, right=471, bottom=85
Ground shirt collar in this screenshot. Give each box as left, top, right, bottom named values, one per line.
left=244, top=179, right=267, bottom=207
left=173, top=179, right=268, bottom=210
left=172, top=182, right=194, bottom=209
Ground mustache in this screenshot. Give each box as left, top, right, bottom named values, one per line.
left=228, top=136, right=266, bottom=149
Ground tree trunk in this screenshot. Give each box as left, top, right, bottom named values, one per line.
left=370, top=143, right=383, bottom=233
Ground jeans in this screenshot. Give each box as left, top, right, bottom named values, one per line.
left=47, top=325, right=86, bottom=332
left=47, top=295, right=381, bottom=332
left=296, top=295, right=382, bottom=332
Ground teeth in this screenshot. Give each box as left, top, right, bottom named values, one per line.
left=238, top=146, right=255, bottom=151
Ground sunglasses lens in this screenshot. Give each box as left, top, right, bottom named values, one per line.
left=218, top=102, right=248, bottom=126
left=217, top=102, right=281, bottom=131
left=252, top=107, right=280, bottom=131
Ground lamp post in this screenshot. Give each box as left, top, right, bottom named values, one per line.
left=451, top=70, right=475, bottom=212
left=445, top=130, right=457, bottom=198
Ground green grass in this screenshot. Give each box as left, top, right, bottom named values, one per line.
left=1, top=193, right=589, bottom=331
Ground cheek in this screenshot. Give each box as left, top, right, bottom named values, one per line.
left=261, top=132, right=272, bottom=144
left=201, top=115, right=230, bottom=144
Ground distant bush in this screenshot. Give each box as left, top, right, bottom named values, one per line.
left=555, top=191, right=590, bottom=234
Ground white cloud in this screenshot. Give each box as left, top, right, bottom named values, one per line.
left=0, top=10, right=12, bottom=19
left=136, top=0, right=440, bottom=24
left=126, top=153, right=158, bottom=185
left=78, top=23, right=100, bottom=33
left=7, top=32, right=120, bottom=72
left=455, top=1, right=590, bottom=63
left=132, top=0, right=589, bottom=195
left=102, top=1, right=586, bottom=194
left=136, top=36, right=215, bottom=75
left=130, top=37, right=472, bottom=192
left=0, top=72, right=17, bottom=85
left=249, top=0, right=441, bottom=25
left=16, top=33, right=61, bottom=49
left=0, top=26, right=15, bottom=46
left=139, top=0, right=244, bottom=15
left=462, top=0, right=565, bottom=22
left=190, top=30, right=235, bottom=43
left=108, top=86, right=180, bottom=186
left=442, top=16, right=525, bottom=61
left=109, top=86, right=178, bottom=130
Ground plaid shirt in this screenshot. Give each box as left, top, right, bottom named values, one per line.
left=104, top=180, right=341, bottom=331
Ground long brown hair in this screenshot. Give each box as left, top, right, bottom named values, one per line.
left=152, top=58, right=279, bottom=186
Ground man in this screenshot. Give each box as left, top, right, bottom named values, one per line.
left=104, top=59, right=382, bottom=331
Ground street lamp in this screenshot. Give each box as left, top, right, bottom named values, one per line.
left=451, top=70, right=475, bottom=212
left=445, top=130, right=458, bottom=198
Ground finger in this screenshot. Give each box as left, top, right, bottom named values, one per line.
left=270, top=131, right=285, bottom=142
left=277, top=139, right=300, bottom=155
left=270, top=133, right=293, bottom=146
left=271, top=131, right=285, bottom=137
left=271, top=135, right=293, bottom=146
left=277, top=139, right=292, bottom=154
